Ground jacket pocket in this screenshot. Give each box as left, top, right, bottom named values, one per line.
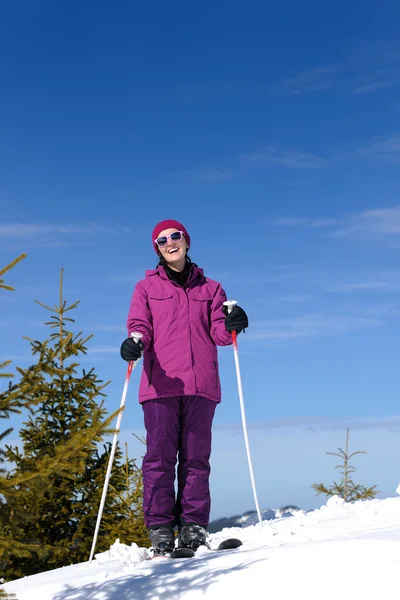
left=192, top=293, right=213, bottom=302
left=149, top=292, right=173, bottom=300
left=192, top=295, right=213, bottom=327
left=149, top=293, right=175, bottom=325
left=148, top=357, right=154, bottom=387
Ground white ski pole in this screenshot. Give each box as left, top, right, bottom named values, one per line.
left=89, top=332, right=143, bottom=563
left=223, top=300, right=263, bottom=527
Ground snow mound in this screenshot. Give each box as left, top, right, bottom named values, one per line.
left=95, top=538, right=149, bottom=567
left=4, top=494, right=400, bottom=600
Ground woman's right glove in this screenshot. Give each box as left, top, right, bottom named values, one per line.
left=222, top=304, right=248, bottom=334
left=120, top=337, right=144, bottom=362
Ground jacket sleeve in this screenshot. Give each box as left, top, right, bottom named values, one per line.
left=210, top=284, right=233, bottom=347
left=126, top=281, right=153, bottom=351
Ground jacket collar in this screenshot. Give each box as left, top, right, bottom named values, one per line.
left=145, top=264, right=204, bottom=288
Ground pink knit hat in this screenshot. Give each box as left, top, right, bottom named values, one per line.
left=152, top=219, right=191, bottom=254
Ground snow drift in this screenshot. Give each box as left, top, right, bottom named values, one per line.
left=5, top=493, right=400, bottom=599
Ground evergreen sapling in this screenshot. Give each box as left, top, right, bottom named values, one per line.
left=312, top=428, right=378, bottom=502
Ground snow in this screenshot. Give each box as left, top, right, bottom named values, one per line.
left=5, top=494, right=400, bottom=599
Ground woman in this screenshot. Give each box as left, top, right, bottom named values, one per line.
left=120, top=219, right=248, bottom=554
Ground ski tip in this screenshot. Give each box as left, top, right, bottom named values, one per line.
left=217, top=538, right=242, bottom=551
left=170, top=547, right=196, bottom=559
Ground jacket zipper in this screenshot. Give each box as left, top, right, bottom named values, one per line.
left=185, top=288, right=197, bottom=391
left=148, top=357, right=154, bottom=387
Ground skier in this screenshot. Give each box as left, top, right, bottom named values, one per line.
left=120, top=219, right=248, bottom=554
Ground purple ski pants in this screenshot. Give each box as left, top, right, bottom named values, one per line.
left=141, top=395, right=216, bottom=529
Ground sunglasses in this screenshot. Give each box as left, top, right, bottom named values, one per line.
left=155, top=231, right=185, bottom=248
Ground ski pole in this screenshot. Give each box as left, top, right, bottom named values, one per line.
left=89, top=332, right=143, bottom=563
left=223, top=300, right=263, bottom=527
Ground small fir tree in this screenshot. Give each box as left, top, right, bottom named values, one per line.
left=312, top=428, right=378, bottom=502
left=1, top=269, right=145, bottom=581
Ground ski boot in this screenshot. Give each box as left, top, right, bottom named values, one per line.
left=178, top=524, right=207, bottom=551
left=148, top=526, right=175, bottom=555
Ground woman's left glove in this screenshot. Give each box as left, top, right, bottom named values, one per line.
left=222, top=305, right=248, bottom=334
left=120, top=337, right=144, bottom=362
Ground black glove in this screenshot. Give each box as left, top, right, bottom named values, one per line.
left=120, top=337, right=144, bottom=362
left=222, top=305, right=248, bottom=334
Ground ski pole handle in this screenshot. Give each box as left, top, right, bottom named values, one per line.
left=127, top=331, right=143, bottom=376
left=223, top=300, right=238, bottom=348
left=223, top=300, right=237, bottom=314
left=131, top=331, right=143, bottom=344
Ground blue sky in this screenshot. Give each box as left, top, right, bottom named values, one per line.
left=2, top=0, right=400, bottom=519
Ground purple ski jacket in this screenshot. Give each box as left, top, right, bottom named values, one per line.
left=126, top=265, right=233, bottom=403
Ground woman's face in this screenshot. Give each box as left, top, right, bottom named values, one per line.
left=155, top=228, right=188, bottom=269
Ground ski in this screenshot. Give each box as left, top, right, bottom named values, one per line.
left=149, top=537, right=242, bottom=561
left=148, top=547, right=195, bottom=560
left=170, top=547, right=196, bottom=559
left=215, top=537, right=242, bottom=551
left=149, top=547, right=195, bottom=560
left=170, top=538, right=242, bottom=558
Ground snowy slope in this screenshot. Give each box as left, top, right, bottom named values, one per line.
left=5, top=494, right=400, bottom=600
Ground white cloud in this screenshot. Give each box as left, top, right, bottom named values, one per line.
left=173, top=80, right=238, bottom=103
left=0, top=355, right=33, bottom=361
left=281, top=65, right=340, bottom=94
left=90, top=324, right=126, bottom=333
left=0, top=223, right=131, bottom=239
left=358, top=136, right=400, bottom=163
left=214, top=415, right=400, bottom=433
left=245, top=313, right=382, bottom=341
left=0, top=224, right=89, bottom=237
left=33, top=241, right=93, bottom=248
left=273, top=218, right=336, bottom=228
left=280, top=49, right=400, bottom=95
left=243, top=148, right=326, bottom=170
left=271, top=207, right=400, bottom=241
left=108, top=271, right=146, bottom=284
left=274, top=294, right=310, bottom=303
left=86, top=346, right=120, bottom=354
left=332, top=207, right=400, bottom=238
left=351, top=69, right=400, bottom=94
left=172, top=166, right=236, bottom=182
left=329, top=280, right=400, bottom=293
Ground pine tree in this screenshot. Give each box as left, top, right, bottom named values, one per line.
left=0, top=254, right=27, bottom=412
left=311, top=428, right=379, bottom=502
left=1, top=268, right=145, bottom=581
left=0, top=255, right=27, bottom=600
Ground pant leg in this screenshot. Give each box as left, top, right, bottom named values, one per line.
left=177, top=395, right=216, bottom=528
left=142, top=397, right=180, bottom=528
